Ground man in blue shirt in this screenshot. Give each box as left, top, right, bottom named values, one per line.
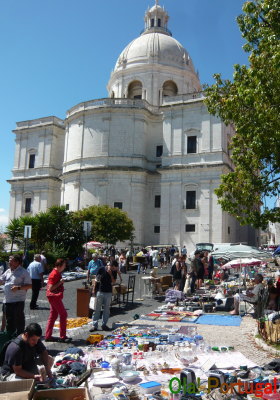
left=87, top=253, right=103, bottom=282
left=27, top=255, right=44, bottom=310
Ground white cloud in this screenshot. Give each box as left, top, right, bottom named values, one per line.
left=0, top=214, right=9, bottom=227
left=0, top=209, right=5, bottom=213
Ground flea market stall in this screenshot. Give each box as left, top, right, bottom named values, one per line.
left=23, top=323, right=280, bottom=400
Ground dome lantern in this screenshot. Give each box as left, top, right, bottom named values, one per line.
left=143, top=0, right=171, bottom=36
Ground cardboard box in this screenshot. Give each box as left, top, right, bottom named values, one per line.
left=33, top=387, right=90, bottom=400
left=0, top=379, right=35, bottom=400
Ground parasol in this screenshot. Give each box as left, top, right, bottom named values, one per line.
left=83, top=241, right=102, bottom=249
left=222, top=258, right=263, bottom=269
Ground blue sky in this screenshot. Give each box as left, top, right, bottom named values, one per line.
left=0, top=0, right=249, bottom=228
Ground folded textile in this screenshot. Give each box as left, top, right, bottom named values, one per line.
left=65, top=347, right=84, bottom=356
left=69, top=362, right=87, bottom=376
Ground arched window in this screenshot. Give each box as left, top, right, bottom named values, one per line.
left=162, top=80, right=178, bottom=97
left=127, top=80, right=143, bottom=99
left=111, top=91, right=115, bottom=98
left=158, top=19, right=161, bottom=27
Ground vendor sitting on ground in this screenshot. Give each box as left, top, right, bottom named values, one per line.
left=230, top=273, right=264, bottom=315
left=0, top=322, right=53, bottom=381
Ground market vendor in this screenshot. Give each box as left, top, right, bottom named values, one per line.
left=230, top=273, right=264, bottom=315
left=89, top=260, right=119, bottom=332
left=0, top=323, right=53, bottom=381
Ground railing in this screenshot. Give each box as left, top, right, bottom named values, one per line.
left=16, top=116, right=64, bottom=129
left=66, top=98, right=159, bottom=118
left=162, top=92, right=205, bottom=105
left=140, top=27, right=172, bottom=36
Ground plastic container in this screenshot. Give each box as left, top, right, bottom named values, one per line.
left=139, top=381, right=162, bottom=394
left=262, top=394, right=280, bottom=400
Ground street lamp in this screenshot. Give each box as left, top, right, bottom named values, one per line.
left=23, top=225, right=32, bottom=268
left=83, top=221, right=92, bottom=261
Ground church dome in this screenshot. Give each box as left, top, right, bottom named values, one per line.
left=107, top=1, right=201, bottom=105
left=114, top=32, right=195, bottom=72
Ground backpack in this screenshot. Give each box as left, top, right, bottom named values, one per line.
left=0, top=337, right=24, bottom=367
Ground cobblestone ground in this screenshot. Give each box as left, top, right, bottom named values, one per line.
left=0, top=268, right=275, bottom=365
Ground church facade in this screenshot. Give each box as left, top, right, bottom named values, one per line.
left=8, top=2, right=258, bottom=249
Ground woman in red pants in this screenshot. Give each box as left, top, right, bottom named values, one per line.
left=45, top=259, right=72, bottom=343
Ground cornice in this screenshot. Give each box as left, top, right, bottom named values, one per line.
left=159, top=162, right=234, bottom=172
left=61, top=166, right=160, bottom=179
left=7, top=176, right=61, bottom=184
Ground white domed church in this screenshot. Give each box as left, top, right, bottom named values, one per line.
left=8, top=2, right=258, bottom=248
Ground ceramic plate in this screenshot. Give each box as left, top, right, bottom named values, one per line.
left=91, top=377, right=120, bottom=387
left=93, top=371, right=116, bottom=379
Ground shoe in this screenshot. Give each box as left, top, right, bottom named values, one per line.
left=58, top=337, right=72, bottom=343
left=30, top=305, right=39, bottom=310
left=89, top=327, right=98, bottom=332
left=45, top=337, right=56, bottom=342
left=101, top=325, right=112, bottom=331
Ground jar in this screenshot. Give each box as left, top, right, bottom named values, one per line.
left=143, top=342, right=149, bottom=352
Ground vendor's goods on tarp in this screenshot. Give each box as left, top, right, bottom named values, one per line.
left=54, top=317, right=91, bottom=330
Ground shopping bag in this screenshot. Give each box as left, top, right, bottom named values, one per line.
left=89, top=296, right=96, bottom=310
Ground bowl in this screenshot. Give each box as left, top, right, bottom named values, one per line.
left=120, top=371, right=140, bottom=382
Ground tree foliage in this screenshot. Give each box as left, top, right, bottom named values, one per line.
left=4, top=205, right=134, bottom=257
left=5, top=218, right=23, bottom=252
left=74, top=205, right=134, bottom=245
left=204, top=0, right=280, bottom=229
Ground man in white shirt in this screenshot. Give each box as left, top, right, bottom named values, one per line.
left=0, top=255, right=32, bottom=335
left=230, top=273, right=264, bottom=315
left=151, top=247, right=159, bottom=268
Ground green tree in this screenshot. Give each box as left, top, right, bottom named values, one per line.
left=204, top=0, right=280, bottom=229
left=74, top=205, right=134, bottom=245
left=0, top=226, right=7, bottom=252
left=5, top=218, right=23, bottom=252
left=47, top=206, right=84, bottom=257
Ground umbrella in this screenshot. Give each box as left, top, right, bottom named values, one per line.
left=212, top=244, right=273, bottom=262
left=222, top=258, right=263, bottom=269
left=83, top=241, right=102, bottom=249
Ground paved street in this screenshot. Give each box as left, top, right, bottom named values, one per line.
left=0, top=267, right=275, bottom=365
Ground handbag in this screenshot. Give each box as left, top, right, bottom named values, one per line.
left=89, top=296, right=97, bottom=310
